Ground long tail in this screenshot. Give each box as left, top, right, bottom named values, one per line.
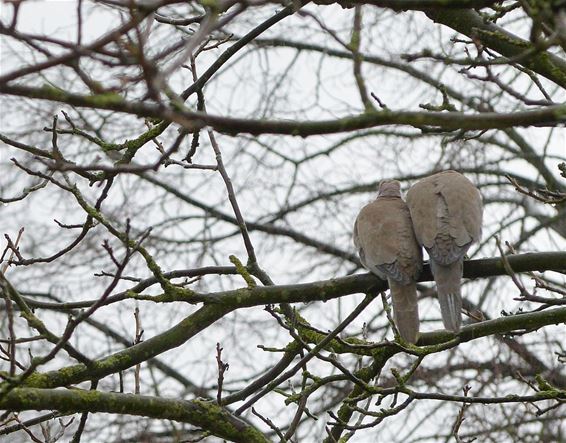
left=388, top=280, right=419, bottom=344
left=430, top=259, right=463, bottom=332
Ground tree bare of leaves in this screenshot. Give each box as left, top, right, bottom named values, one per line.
left=0, top=0, right=565, bottom=441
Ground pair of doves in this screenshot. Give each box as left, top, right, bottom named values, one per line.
left=353, top=171, right=483, bottom=344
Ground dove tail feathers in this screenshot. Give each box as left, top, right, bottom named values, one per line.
left=438, top=291, right=462, bottom=332
left=430, top=259, right=463, bottom=332
left=388, top=281, right=420, bottom=344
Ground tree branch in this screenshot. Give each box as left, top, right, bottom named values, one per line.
left=425, top=9, right=566, bottom=89
left=0, top=84, right=564, bottom=136
left=0, top=388, right=269, bottom=443
left=1, top=251, right=563, bottom=391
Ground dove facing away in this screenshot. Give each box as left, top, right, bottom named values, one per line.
left=354, top=180, right=423, bottom=343
left=406, top=170, right=483, bottom=332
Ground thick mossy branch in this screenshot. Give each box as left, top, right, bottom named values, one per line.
left=296, top=305, right=566, bottom=357
left=419, top=305, right=566, bottom=346
left=17, top=304, right=232, bottom=389
left=425, top=9, right=566, bottom=88
left=0, top=84, right=564, bottom=136
left=202, top=251, right=566, bottom=306
left=315, top=0, right=501, bottom=8
left=1, top=252, right=563, bottom=391
left=0, top=388, right=269, bottom=443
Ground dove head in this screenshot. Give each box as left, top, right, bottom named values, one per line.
left=377, top=180, right=401, bottom=198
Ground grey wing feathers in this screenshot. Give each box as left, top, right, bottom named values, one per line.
left=405, top=179, right=437, bottom=248
left=435, top=173, right=483, bottom=247
left=353, top=218, right=366, bottom=268
left=406, top=170, right=483, bottom=262
left=427, top=190, right=471, bottom=265
left=354, top=198, right=421, bottom=283
left=428, top=238, right=472, bottom=266
left=375, top=261, right=411, bottom=285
